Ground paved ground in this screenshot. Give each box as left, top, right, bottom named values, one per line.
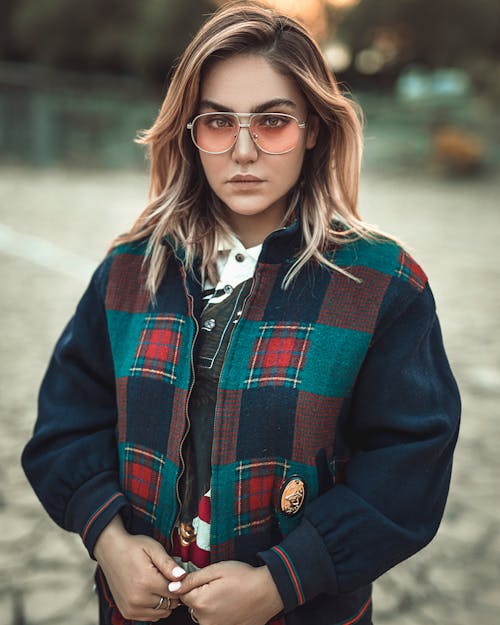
left=1, top=164, right=499, bottom=624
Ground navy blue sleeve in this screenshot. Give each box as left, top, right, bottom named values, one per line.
left=258, top=283, right=461, bottom=612
left=21, top=259, right=130, bottom=557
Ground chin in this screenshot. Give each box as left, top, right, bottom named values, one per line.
left=222, top=197, right=269, bottom=215
left=226, top=206, right=273, bottom=219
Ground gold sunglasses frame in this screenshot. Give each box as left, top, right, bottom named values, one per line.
left=187, top=111, right=307, bottom=155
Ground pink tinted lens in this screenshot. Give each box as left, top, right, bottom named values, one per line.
left=193, top=114, right=237, bottom=152
left=251, top=114, right=300, bottom=153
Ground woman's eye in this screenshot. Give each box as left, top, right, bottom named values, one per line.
left=261, top=115, right=288, bottom=128
left=207, top=116, right=234, bottom=128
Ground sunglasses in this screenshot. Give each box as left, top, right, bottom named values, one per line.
left=187, top=112, right=307, bottom=155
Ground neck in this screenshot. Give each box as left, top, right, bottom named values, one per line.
left=226, top=205, right=287, bottom=248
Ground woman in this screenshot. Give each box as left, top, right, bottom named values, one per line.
left=22, top=2, right=461, bottom=624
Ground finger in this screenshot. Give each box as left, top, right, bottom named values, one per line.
left=151, top=594, right=181, bottom=611
left=147, top=572, right=173, bottom=599
left=177, top=586, right=202, bottom=608
left=144, top=541, right=187, bottom=582
left=130, top=607, right=174, bottom=623
left=151, top=595, right=168, bottom=611
left=118, top=599, right=175, bottom=622
left=168, top=564, right=221, bottom=595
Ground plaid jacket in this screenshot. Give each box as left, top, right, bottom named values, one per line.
left=22, top=219, right=460, bottom=625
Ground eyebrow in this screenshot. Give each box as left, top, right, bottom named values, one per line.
left=199, top=98, right=297, bottom=113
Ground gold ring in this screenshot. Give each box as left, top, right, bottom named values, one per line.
left=154, top=596, right=165, bottom=610
left=189, top=607, right=199, bottom=623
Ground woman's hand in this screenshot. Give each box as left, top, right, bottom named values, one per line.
left=168, top=560, right=285, bottom=625
left=94, top=515, right=187, bottom=622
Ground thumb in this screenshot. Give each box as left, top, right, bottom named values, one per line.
left=143, top=540, right=187, bottom=582
left=168, top=565, right=220, bottom=595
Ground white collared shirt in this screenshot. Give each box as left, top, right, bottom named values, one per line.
left=202, top=233, right=262, bottom=307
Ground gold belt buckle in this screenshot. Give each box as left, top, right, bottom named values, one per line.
left=179, top=522, right=197, bottom=546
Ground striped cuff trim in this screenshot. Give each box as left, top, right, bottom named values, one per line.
left=335, top=597, right=372, bottom=625
left=81, top=492, right=123, bottom=542
left=271, top=545, right=305, bottom=605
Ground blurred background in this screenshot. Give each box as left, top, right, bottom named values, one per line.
left=1, top=0, right=499, bottom=171
left=1, top=1, right=499, bottom=624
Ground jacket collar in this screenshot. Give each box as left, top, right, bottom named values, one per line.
left=162, top=213, right=302, bottom=266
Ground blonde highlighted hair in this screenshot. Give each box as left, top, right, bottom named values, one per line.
left=114, top=0, right=381, bottom=294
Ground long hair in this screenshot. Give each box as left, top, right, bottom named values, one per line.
left=114, top=0, right=381, bottom=295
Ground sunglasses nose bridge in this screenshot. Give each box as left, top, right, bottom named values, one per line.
left=234, top=120, right=253, bottom=140
left=229, top=117, right=258, bottom=153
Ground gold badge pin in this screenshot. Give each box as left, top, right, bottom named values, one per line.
left=280, top=477, right=306, bottom=516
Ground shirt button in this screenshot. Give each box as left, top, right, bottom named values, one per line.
left=224, top=284, right=233, bottom=295
left=202, top=318, right=216, bottom=331
left=235, top=253, right=245, bottom=262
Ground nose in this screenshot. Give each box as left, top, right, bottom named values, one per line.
left=231, top=123, right=259, bottom=163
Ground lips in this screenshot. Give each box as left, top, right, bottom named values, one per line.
left=228, top=175, right=264, bottom=183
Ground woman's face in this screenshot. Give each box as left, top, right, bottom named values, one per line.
left=196, top=54, right=318, bottom=246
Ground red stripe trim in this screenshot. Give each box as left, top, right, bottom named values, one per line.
left=98, top=567, right=117, bottom=608
left=82, top=493, right=123, bottom=542
left=340, top=597, right=372, bottom=625
left=272, top=545, right=305, bottom=604
left=171, top=529, right=210, bottom=569
left=198, top=495, right=211, bottom=523
left=189, top=541, right=211, bottom=568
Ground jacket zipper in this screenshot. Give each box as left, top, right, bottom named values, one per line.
left=169, top=260, right=199, bottom=552
left=166, top=226, right=290, bottom=553
left=209, top=266, right=260, bottom=551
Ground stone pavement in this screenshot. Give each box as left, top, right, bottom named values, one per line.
left=1, top=166, right=499, bottom=624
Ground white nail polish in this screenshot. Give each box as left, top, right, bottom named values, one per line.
left=172, top=566, right=185, bottom=578
left=169, top=581, right=182, bottom=592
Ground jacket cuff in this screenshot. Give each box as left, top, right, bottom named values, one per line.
left=257, top=517, right=338, bottom=613
left=64, top=471, right=130, bottom=558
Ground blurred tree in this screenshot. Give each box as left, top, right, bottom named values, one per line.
left=0, top=0, right=18, bottom=59
left=124, top=0, right=214, bottom=81
left=6, top=0, right=213, bottom=81
left=3, top=0, right=500, bottom=88
left=9, top=0, right=138, bottom=71
left=337, top=0, right=500, bottom=70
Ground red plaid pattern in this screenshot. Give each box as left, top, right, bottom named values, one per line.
left=293, top=391, right=343, bottom=464
left=396, top=250, right=427, bottom=291
left=115, top=377, right=128, bottom=443
left=123, top=445, right=164, bottom=521
left=130, top=314, right=184, bottom=382
left=318, top=266, right=390, bottom=332
left=245, top=263, right=280, bottom=321
left=211, top=389, right=243, bottom=465
left=105, top=253, right=150, bottom=313
left=245, top=323, right=313, bottom=389
left=235, top=459, right=290, bottom=535
left=211, top=536, right=236, bottom=562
